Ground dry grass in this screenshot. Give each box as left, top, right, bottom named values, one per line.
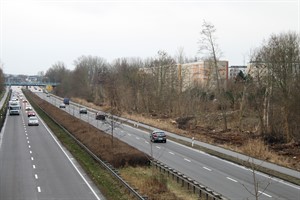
left=236, top=139, right=281, bottom=164
left=119, top=166, right=199, bottom=200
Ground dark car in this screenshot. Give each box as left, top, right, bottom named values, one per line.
left=63, top=98, right=70, bottom=105
left=95, top=112, right=106, bottom=120
left=150, top=130, right=167, bottom=143
left=79, top=107, right=88, bottom=114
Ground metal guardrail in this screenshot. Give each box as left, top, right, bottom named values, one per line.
left=151, top=160, right=229, bottom=200
left=26, top=92, right=147, bottom=200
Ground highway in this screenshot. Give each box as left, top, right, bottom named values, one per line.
left=0, top=87, right=104, bottom=200
left=39, top=91, right=300, bottom=200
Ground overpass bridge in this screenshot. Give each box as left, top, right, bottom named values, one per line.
left=4, top=81, right=59, bottom=87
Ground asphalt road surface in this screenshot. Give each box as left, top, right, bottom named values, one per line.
left=0, top=87, right=104, bottom=200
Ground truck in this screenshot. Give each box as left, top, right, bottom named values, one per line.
left=9, top=100, right=21, bottom=115
left=63, top=98, right=70, bottom=105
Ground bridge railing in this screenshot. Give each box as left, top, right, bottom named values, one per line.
left=4, top=82, right=59, bottom=86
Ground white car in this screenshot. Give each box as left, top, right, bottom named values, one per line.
left=59, top=103, right=66, bottom=108
left=25, top=105, right=32, bottom=111
left=28, top=116, right=39, bottom=126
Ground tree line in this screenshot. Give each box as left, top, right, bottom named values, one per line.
left=0, top=67, right=5, bottom=95
left=44, top=27, right=300, bottom=144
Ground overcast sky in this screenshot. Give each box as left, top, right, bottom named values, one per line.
left=0, top=0, right=299, bottom=75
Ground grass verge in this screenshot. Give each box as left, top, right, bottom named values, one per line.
left=120, top=166, right=200, bottom=200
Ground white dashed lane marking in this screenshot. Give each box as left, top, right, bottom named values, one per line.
left=259, top=191, right=272, bottom=198
left=203, top=167, right=212, bottom=171
left=226, top=177, right=238, bottom=183
left=184, top=158, right=191, bottom=162
left=169, top=152, right=174, bottom=155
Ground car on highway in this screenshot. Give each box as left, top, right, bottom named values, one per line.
left=27, top=111, right=36, bottom=117
left=150, top=130, right=167, bottom=143
left=28, top=116, right=39, bottom=126
left=79, top=107, right=88, bottom=114
left=59, top=103, right=66, bottom=108
left=95, top=112, right=106, bottom=120
left=25, top=105, right=32, bottom=111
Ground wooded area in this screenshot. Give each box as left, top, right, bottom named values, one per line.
left=44, top=31, right=300, bottom=147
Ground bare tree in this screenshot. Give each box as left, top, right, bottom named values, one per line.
left=198, top=20, right=228, bottom=130
left=0, top=67, right=4, bottom=93
left=241, top=158, right=271, bottom=200
left=45, top=62, right=71, bottom=96
left=250, top=32, right=300, bottom=142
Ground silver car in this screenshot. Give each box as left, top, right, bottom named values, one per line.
left=28, top=116, right=39, bottom=126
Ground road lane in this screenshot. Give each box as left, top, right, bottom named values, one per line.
left=0, top=88, right=104, bottom=200
left=0, top=113, right=38, bottom=200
